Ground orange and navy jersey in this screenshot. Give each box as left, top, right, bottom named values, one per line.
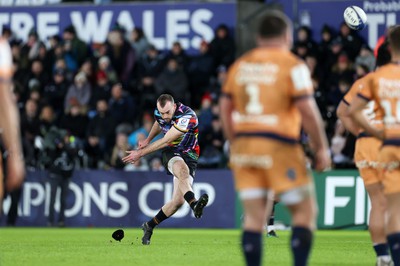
left=222, top=47, right=313, bottom=143
left=357, top=63, right=400, bottom=142
left=0, top=38, right=12, bottom=82
left=342, top=74, right=384, bottom=136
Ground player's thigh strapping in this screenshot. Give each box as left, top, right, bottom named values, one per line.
left=378, top=145, right=400, bottom=195
left=162, top=148, right=198, bottom=177
left=354, top=136, right=382, bottom=185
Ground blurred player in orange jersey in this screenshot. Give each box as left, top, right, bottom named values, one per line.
left=0, top=38, right=25, bottom=215
left=349, top=25, right=400, bottom=266
left=337, top=47, right=393, bottom=266
left=219, top=10, right=330, bottom=266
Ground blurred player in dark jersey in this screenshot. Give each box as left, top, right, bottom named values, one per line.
left=123, top=94, right=208, bottom=245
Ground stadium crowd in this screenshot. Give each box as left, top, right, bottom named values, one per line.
left=0, top=20, right=380, bottom=171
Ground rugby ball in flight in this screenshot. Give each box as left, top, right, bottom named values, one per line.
left=343, top=6, right=367, bottom=30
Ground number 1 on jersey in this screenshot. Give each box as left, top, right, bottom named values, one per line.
left=245, top=84, right=263, bottom=115
left=381, top=99, right=400, bottom=124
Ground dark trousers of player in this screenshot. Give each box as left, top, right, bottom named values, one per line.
left=48, top=174, right=70, bottom=225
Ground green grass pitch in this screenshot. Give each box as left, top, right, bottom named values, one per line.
left=0, top=228, right=374, bottom=266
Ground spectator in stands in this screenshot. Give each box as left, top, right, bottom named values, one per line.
left=355, top=44, right=376, bottom=72
left=20, top=29, right=41, bottom=70
left=197, top=94, right=213, bottom=134
left=209, top=24, right=235, bottom=69
left=198, top=115, right=224, bottom=168
left=328, top=78, right=351, bottom=110
left=47, top=36, right=62, bottom=69
left=305, top=53, right=324, bottom=87
left=155, top=58, right=188, bottom=103
left=27, top=90, right=47, bottom=112
left=164, top=41, right=190, bottom=72
left=59, top=103, right=89, bottom=142
left=306, top=54, right=328, bottom=122
left=136, top=45, right=164, bottom=112
left=130, top=27, right=150, bottom=60
left=79, top=59, right=95, bottom=86
left=337, top=22, right=364, bottom=61
left=53, top=58, right=74, bottom=83
left=206, top=65, right=227, bottom=102
left=43, top=68, right=70, bottom=116
left=36, top=42, right=53, bottom=75
left=23, top=59, right=49, bottom=98
left=325, top=78, right=351, bottom=139
left=106, top=25, right=135, bottom=85
left=355, top=63, right=370, bottom=80
left=188, top=40, right=214, bottom=108
left=293, top=26, right=318, bottom=59
left=150, top=157, right=164, bottom=172
left=108, top=83, right=136, bottom=125
left=97, top=56, right=118, bottom=84
left=293, top=42, right=308, bottom=59
left=128, top=112, right=161, bottom=148
left=327, top=53, right=355, bottom=91
left=38, top=105, right=56, bottom=138
left=89, top=70, right=112, bottom=111
left=85, top=99, right=116, bottom=168
left=295, top=26, right=318, bottom=54
left=62, top=25, right=89, bottom=67
left=20, top=99, right=40, bottom=166
left=64, top=72, right=91, bottom=114
left=110, top=132, right=131, bottom=170
left=321, top=37, right=342, bottom=85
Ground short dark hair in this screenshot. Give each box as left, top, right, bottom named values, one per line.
left=258, top=10, right=291, bottom=39
left=157, top=94, right=174, bottom=108
left=388, top=25, right=400, bottom=54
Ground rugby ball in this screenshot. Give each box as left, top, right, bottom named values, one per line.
left=343, top=6, right=367, bottom=30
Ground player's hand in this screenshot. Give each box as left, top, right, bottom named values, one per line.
left=5, top=154, right=25, bottom=192
left=313, top=149, right=331, bottom=172
left=122, top=149, right=142, bottom=164
left=138, top=138, right=150, bottom=149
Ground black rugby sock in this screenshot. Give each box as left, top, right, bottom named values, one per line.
left=242, top=231, right=262, bottom=266
left=291, top=226, right=313, bottom=266
left=387, top=232, right=400, bottom=265
left=184, top=191, right=197, bottom=210
left=147, top=209, right=168, bottom=228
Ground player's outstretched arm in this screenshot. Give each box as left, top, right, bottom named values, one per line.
left=295, top=97, right=331, bottom=171
left=123, top=126, right=183, bottom=164
left=348, top=97, right=384, bottom=140
left=139, top=121, right=162, bottom=149
left=336, top=100, right=361, bottom=136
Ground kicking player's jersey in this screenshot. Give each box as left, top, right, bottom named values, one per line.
left=222, top=47, right=313, bottom=143
left=358, top=63, right=400, bottom=142
left=343, top=74, right=384, bottom=136
left=154, top=102, right=200, bottom=159
left=0, top=38, right=12, bottom=83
